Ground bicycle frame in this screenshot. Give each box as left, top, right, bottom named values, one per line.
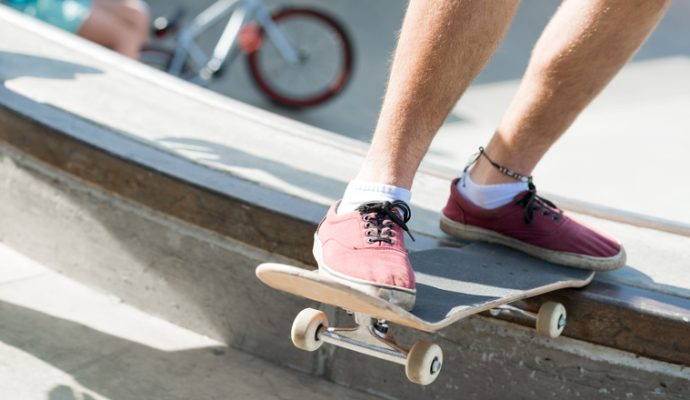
left=168, top=0, right=300, bottom=84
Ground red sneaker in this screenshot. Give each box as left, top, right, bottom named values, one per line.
left=440, top=178, right=626, bottom=271
left=314, top=200, right=416, bottom=310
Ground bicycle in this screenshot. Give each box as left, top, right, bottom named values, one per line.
left=140, top=0, right=354, bottom=108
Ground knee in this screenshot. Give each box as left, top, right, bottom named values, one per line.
left=524, top=47, right=569, bottom=87
left=117, top=0, right=151, bottom=41
left=130, top=0, right=151, bottom=39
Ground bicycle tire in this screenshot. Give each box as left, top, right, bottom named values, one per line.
left=246, top=8, right=354, bottom=108
left=139, top=45, right=194, bottom=79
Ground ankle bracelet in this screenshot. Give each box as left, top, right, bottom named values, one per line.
left=464, top=147, right=532, bottom=184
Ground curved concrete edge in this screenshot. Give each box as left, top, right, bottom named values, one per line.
left=0, top=86, right=321, bottom=265
left=0, top=85, right=324, bottom=227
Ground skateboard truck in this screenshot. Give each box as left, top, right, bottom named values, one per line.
left=489, top=301, right=567, bottom=338
left=291, top=308, right=443, bottom=385
left=291, top=301, right=566, bottom=385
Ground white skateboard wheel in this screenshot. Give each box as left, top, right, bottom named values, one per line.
left=536, top=301, right=566, bottom=338
left=291, top=308, right=328, bottom=351
left=405, top=340, right=443, bottom=385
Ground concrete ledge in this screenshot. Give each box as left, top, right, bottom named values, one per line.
left=0, top=88, right=319, bottom=265
left=3, top=93, right=689, bottom=367
left=1, top=8, right=689, bottom=398
left=0, top=143, right=319, bottom=373
left=2, top=150, right=688, bottom=399
left=523, top=282, right=690, bottom=366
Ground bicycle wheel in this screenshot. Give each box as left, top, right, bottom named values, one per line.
left=139, top=45, right=194, bottom=79
left=246, top=8, right=354, bottom=108
left=140, top=46, right=174, bottom=71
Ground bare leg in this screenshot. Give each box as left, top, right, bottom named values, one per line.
left=355, top=0, right=520, bottom=189
left=472, top=0, right=670, bottom=184
left=78, top=0, right=150, bottom=58
left=321, top=1, right=518, bottom=303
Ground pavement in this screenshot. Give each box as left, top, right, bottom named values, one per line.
left=0, top=242, right=377, bottom=400
left=144, top=0, right=690, bottom=227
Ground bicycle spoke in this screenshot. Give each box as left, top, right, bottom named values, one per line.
left=248, top=9, right=352, bottom=105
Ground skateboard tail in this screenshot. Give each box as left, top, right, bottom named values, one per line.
left=256, top=263, right=434, bottom=331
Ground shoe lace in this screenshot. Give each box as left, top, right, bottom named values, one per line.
left=356, top=200, right=415, bottom=244
left=516, top=182, right=563, bottom=224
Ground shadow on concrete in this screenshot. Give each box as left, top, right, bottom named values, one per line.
left=48, top=385, right=97, bottom=400
left=0, top=299, right=378, bottom=400
left=0, top=50, right=102, bottom=82
left=0, top=300, right=216, bottom=400
left=0, top=299, right=311, bottom=400
left=598, top=265, right=690, bottom=302
left=155, top=135, right=446, bottom=234
left=157, top=136, right=347, bottom=201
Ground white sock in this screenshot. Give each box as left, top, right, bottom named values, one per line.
left=457, top=171, right=528, bottom=209
left=337, top=181, right=412, bottom=214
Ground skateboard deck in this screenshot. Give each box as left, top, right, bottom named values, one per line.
left=256, top=242, right=594, bottom=332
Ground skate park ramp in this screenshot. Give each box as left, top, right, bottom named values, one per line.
left=1, top=6, right=689, bottom=400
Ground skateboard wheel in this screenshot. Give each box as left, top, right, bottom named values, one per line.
left=536, top=301, right=566, bottom=338
left=291, top=308, right=328, bottom=351
left=405, top=341, right=443, bottom=385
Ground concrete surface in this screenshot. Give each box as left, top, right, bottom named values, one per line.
left=327, top=308, right=690, bottom=400
left=144, top=0, right=690, bottom=227
left=0, top=242, right=379, bottom=400
left=2, top=8, right=690, bottom=399
left=2, top=147, right=689, bottom=400
left=0, top=147, right=319, bottom=373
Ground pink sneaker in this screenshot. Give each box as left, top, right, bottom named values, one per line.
left=440, top=178, right=626, bottom=271
left=314, top=200, right=416, bottom=310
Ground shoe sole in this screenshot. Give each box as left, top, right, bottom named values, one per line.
left=313, top=234, right=416, bottom=311
left=439, top=215, right=626, bottom=271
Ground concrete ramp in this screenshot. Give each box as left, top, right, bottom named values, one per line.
left=0, top=243, right=376, bottom=400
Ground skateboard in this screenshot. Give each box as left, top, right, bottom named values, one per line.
left=256, top=242, right=594, bottom=385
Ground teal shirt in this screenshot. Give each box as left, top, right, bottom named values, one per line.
left=1, top=0, right=91, bottom=33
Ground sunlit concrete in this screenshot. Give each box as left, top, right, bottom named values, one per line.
left=0, top=243, right=376, bottom=400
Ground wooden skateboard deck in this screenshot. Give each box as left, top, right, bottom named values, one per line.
left=256, top=243, right=594, bottom=333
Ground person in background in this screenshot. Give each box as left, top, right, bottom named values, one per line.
left=2, top=0, right=149, bottom=58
